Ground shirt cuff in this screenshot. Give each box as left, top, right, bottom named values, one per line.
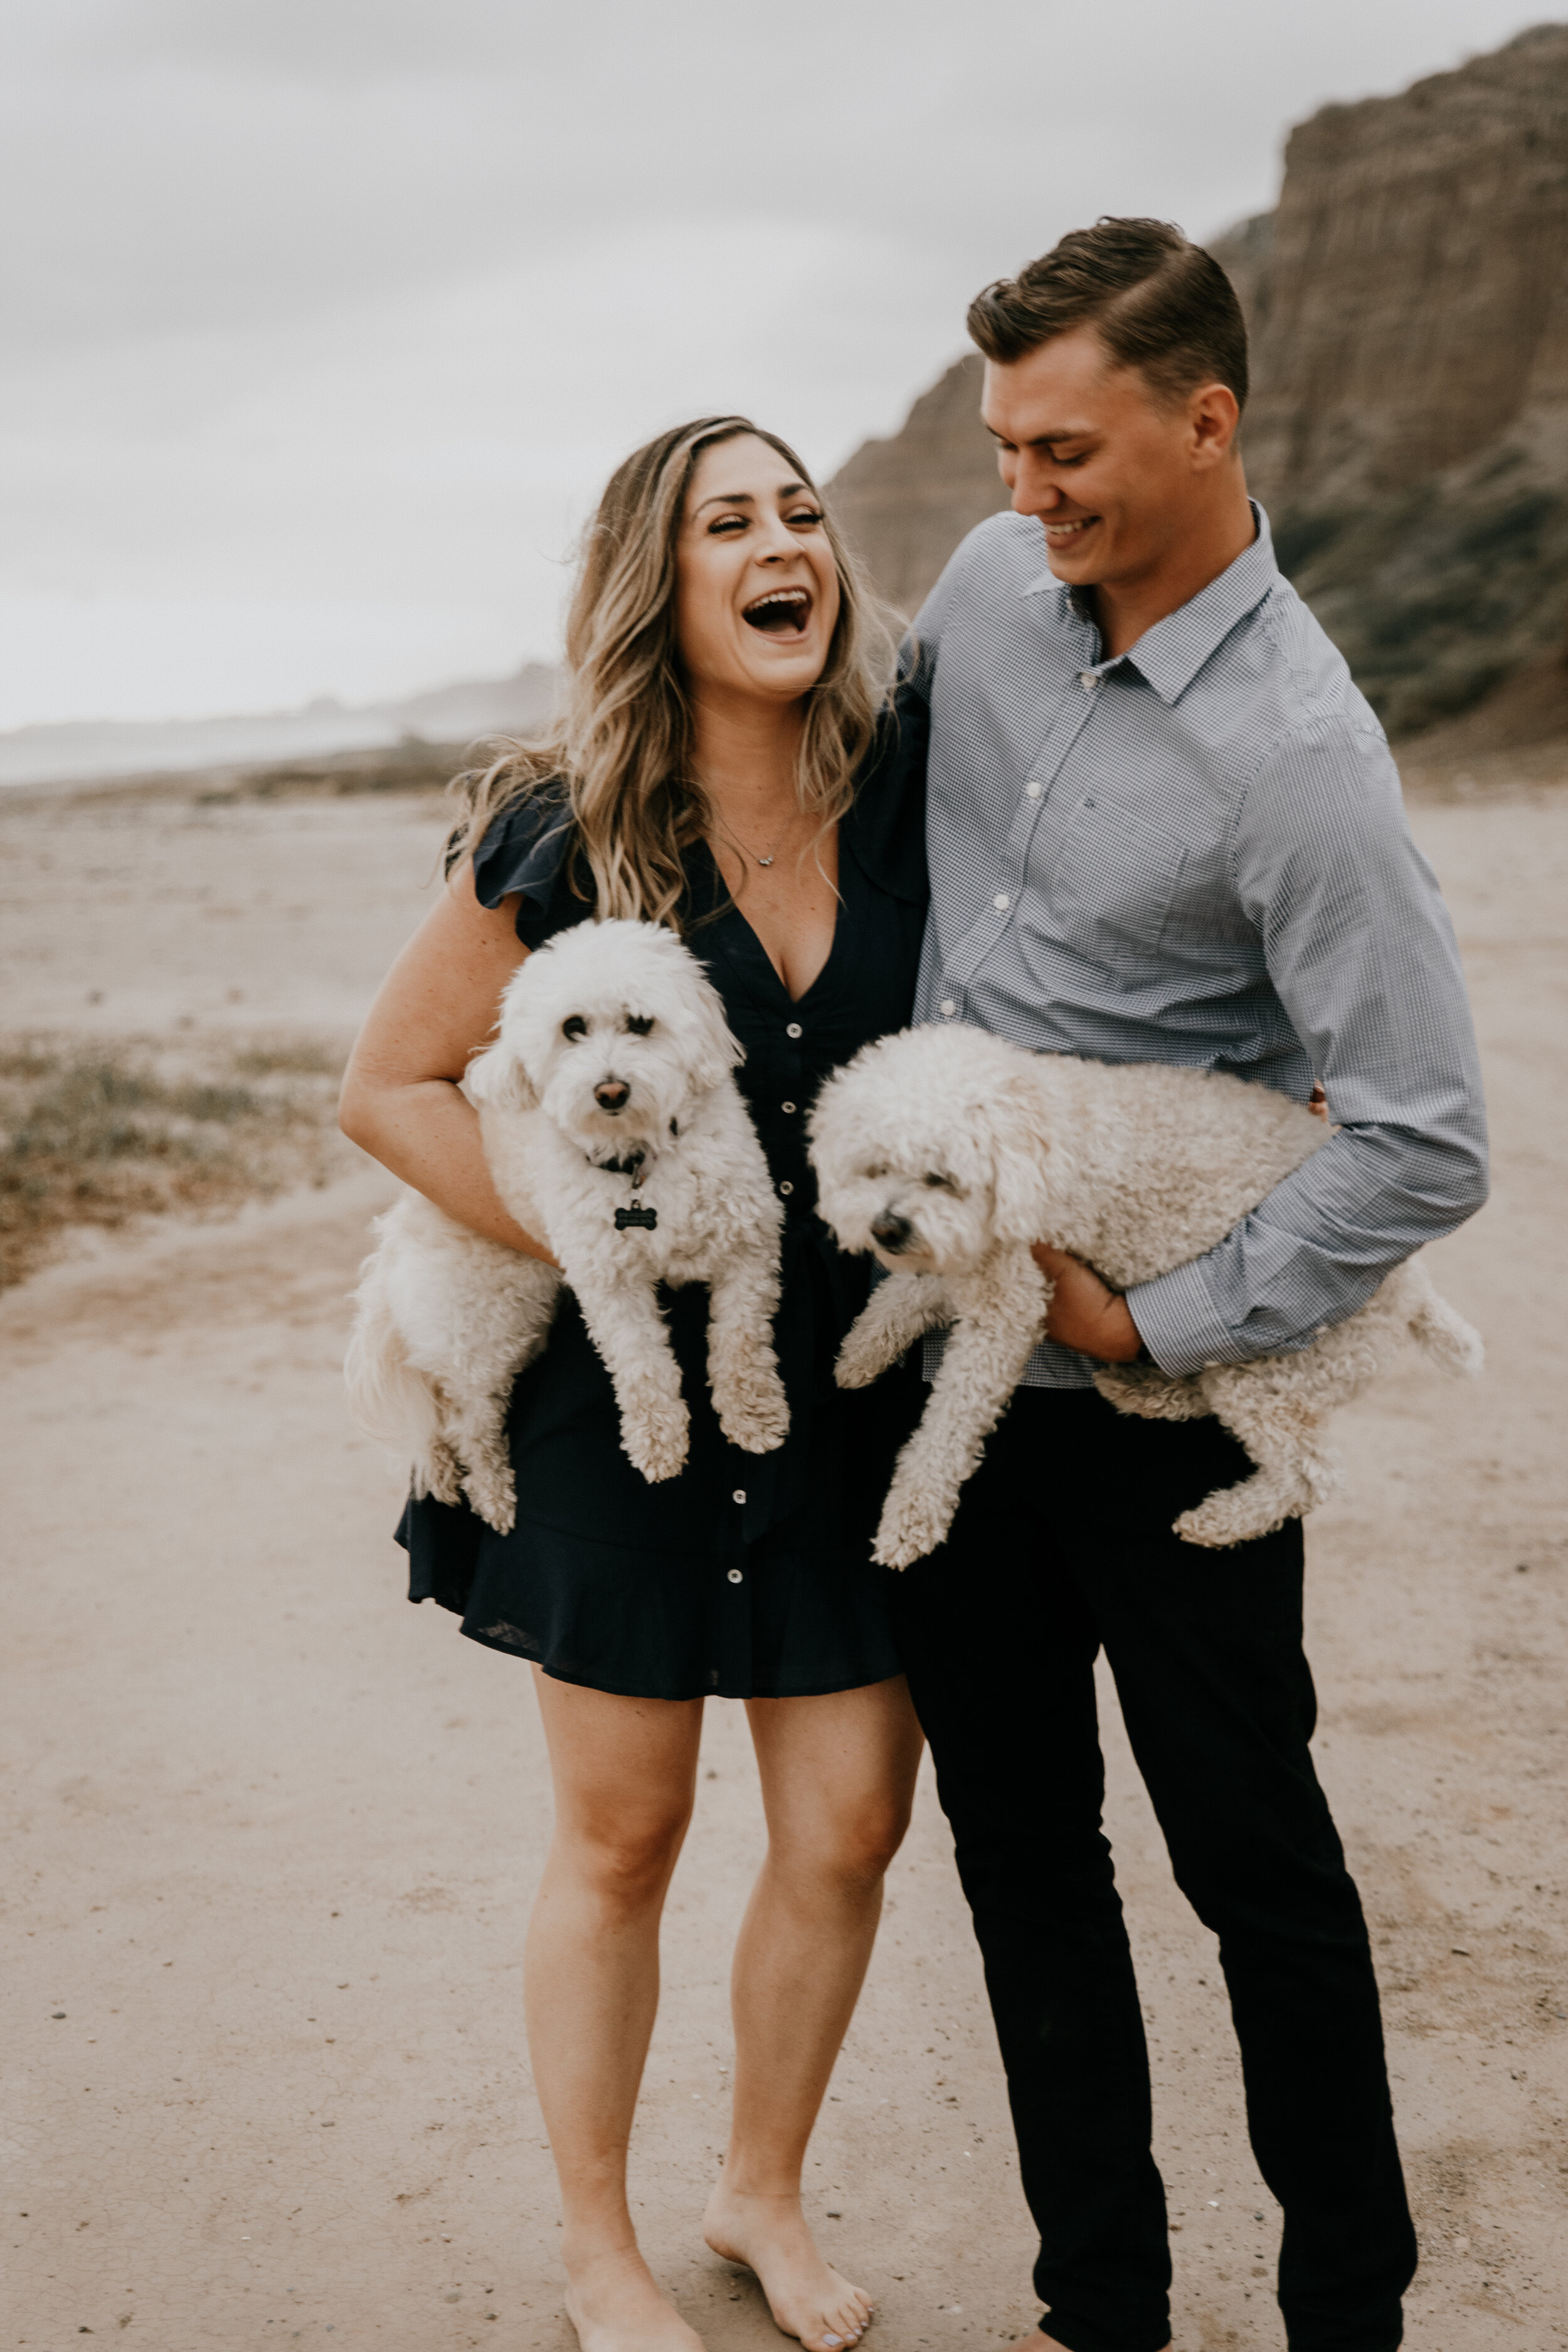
left=1125, top=1260, right=1246, bottom=1379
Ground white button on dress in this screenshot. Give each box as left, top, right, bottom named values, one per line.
left=733, top=1489, right=747, bottom=1506
left=779, top=1180, right=793, bottom=1195
left=786, top=1022, right=803, bottom=1039
left=727, top=1569, right=743, bottom=1585
left=781, top=1101, right=797, bottom=1114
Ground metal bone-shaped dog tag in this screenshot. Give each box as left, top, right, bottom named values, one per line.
left=615, top=1203, right=658, bottom=1231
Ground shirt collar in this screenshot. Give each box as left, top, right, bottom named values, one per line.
left=1021, top=501, right=1278, bottom=707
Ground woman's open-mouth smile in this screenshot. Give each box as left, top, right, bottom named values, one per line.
left=742, top=585, right=813, bottom=635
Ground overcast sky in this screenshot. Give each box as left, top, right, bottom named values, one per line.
left=1, top=0, right=1557, bottom=730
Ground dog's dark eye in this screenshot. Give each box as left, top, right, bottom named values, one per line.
left=562, top=1015, right=588, bottom=1041
left=624, top=1014, right=654, bottom=1036
left=923, top=1172, right=960, bottom=1193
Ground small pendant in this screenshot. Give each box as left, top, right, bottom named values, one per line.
left=757, top=854, right=775, bottom=868
left=615, top=1202, right=658, bottom=1231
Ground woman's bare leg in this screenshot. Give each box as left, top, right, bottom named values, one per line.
left=704, top=1675, right=924, bottom=2350
left=527, top=1668, right=707, bottom=2352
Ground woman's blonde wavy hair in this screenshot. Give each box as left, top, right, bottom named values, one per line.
left=445, top=416, right=896, bottom=933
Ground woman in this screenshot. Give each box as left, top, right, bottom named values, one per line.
left=339, top=416, right=930, bottom=2352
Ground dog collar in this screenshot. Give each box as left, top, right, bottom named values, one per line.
left=595, top=1143, right=660, bottom=1229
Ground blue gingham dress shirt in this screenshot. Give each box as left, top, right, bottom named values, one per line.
left=909, top=503, right=1489, bottom=1389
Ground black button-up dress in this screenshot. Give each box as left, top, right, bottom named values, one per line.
left=398, top=697, right=928, bottom=1699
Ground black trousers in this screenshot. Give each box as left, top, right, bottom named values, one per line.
left=889, top=1386, right=1416, bottom=2352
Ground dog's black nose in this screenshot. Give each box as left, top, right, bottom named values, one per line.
left=871, top=1211, right=914, bottom=1254
left=594, top=1078, right=630, bottom=1113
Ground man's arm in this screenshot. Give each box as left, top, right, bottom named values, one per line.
left=1121, top=714, right=1488, bottom=1374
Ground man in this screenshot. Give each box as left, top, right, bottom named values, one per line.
left=891, top=218, right=1487, bottom=2352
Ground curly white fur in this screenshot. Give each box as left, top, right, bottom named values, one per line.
left=810, top=1024, right=1482, bottom=1565
left=346, top=919, right=788, bottom=1528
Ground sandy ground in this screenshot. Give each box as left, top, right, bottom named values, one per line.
left=3, top=778, right=1566, bottom=2352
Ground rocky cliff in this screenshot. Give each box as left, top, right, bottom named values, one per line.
left=1238, top=21, right=1568, bottom=738
left=825, top=351, right=1007, bottom=618
left=829, top=23, right=1568, bottom=743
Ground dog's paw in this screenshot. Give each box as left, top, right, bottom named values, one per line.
left=464, top=1464, right=517, bottom=1535
left=835, top=1324, right=893, bottom=1391
left=717, top=1372, right=790, bottom=1455
left=426, top=1440, right=465, bottom=1508
left=1173, top=1489, right=1297, bottom=1548
left=620, top=1401, right=691, bottom=1484
left=1172, top=1503, right=1245, bottom=1549
left=872, top=1486, right=956, bottom=1570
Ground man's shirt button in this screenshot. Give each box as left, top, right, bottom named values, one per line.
left=728, top=1567, right=744, bottom=1584
left=1024, top=780, right=1043, bottom=798
left=781, top=1101, right=797, bottom=1114
left=993, top=893, right=1010, bottom=911
left=786, top=1022, right=803, bottom=1039
left=940, top=999, right=956, bottom=1018
left=1080, top=671, right=1099, bottom=692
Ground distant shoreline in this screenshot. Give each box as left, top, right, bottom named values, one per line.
left=0, top=661, right=558, bottom=793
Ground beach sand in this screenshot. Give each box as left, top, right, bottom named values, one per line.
left=2, top=776, right=1564, bottom=2349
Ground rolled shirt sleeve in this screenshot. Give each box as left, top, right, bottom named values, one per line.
left=1125, top=714, right=1490, bottom=1374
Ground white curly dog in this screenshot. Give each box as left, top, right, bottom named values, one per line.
left=810, top=1022, right=1481, bottom=1565
left=346, top=918, right=789, bottom=1529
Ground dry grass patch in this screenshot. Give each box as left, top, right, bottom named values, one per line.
left=0, top=1034, right=352, bottom=1287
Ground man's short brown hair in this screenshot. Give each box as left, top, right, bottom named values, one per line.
left=968, top=217, right=1248, bottom=412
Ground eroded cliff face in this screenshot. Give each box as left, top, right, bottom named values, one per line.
left=825, top=352, right=1007, bottom=619
left=828, top=23, right=1568, bottom=739
left=1239, top=22, right=1568, bottom=735
left=1244, top=25, right=1568, bottom=507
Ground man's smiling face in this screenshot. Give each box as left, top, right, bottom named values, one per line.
left=982, top=323, right=1228, bottom=598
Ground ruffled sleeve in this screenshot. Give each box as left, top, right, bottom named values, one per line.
left=470, top=786, right=585, bottom=950
left=839, top=683, right=928, bottom=906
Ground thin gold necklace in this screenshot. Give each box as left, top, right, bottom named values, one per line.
left=717, top=805, right=797, bottom=869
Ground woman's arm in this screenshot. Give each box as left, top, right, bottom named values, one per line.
left=338, top=857, right=556, bottom=1261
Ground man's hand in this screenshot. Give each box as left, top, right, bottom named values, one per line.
left=1031, top=1242, right=1144, bottom=1363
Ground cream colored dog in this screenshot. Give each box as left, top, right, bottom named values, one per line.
left=346, top=919, right=788, bottom=1528
left=810, top=1023, right=1481, bottom=1565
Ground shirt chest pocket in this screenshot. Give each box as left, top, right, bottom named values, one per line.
left=1029, top=792, right=1189, bottom=964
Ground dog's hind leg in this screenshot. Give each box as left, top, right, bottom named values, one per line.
left=872, top=1248, right=1048, bottom=1569
left=344, top=1271, right=458, bottom=1503
left=442, top=1386, right=514, bottom=1531
left=1173, top=1363, right=1339, bottom=1548
left=706, top=1249, right=790, bottom=1454
left=448, top=1291, right=559, bottom=1530
left=421, top=1416, right=466, bottom=1508
left=836, top=1271, right=951, bottom=1390
left=570, top=1269, right=691, bottom=1483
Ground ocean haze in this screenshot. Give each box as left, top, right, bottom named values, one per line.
left=2, top=0, right=1555, bottom=732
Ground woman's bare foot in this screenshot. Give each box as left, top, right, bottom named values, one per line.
left=562, top=2235, right=705, bottom=2352
left=703, top=2184, right=872, bottom=2349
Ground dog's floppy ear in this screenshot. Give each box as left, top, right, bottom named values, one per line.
left=682, top=968, right=744, bottom=1096
left=984, top=1067, right=1056, bottom=1244
left=464, top=1041, right=538, bottom=1115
